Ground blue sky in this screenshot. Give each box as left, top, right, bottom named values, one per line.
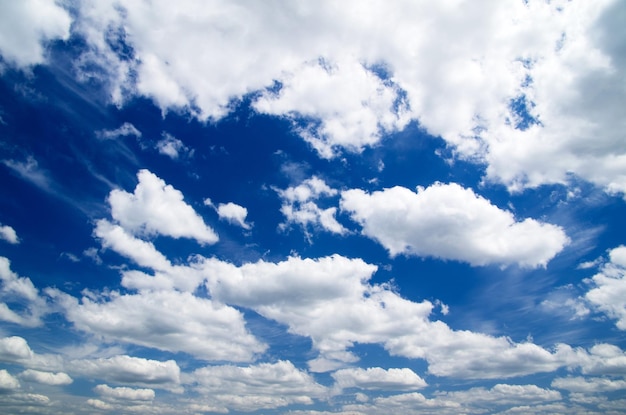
left=0, top=0, right=626, bottom=413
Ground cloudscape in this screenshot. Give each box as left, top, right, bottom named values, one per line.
left=1, top=0, right=625, bottom=413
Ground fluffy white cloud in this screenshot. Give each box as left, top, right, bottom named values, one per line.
left=155, top=132, right=192, bottom=159
left=107, top=169, right=218, bottom=245
left=552, top=376, right=626, bottom=393
left=0, top=257, right=47, bottom=327
left=277, top=177, right=347, bottom=237
left=253, top=59, right=410, bottom=158
left=61, top=0, right=626, bottom=196
left=216, top=202, right=252, bottom=229
left=68, top=355, right=180, bottom=389
left=585, top=246, right=626, bottom=329
left=50, top=288, right=266, bottom=362
left=0, top=224, right=19, bottom=244
left=202, top=254, right=580, bottom=378
left=578, top=344, right=626, bottom=376
left=345, top=392, right=460, bottom=415
left=341, top=183, right=569, bottom=267
left=19, top=369, right=72, bottom=386
left=0, top=0, right=71, bottom=68
left=188, top=360, right=326, bottom=412
left=0, top=336, right=63, bottom=375
left=0, top=369, right=20, bottom=391
left=332, top=367, right=426, bottom=391
left=94, top=384, right=155, bottom=401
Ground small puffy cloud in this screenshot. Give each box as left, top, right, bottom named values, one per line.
left=578, top=344, right=626, bottom=376
left=277, top=176, right=347, bottom=237
left=155, top=132, right=192, bottom=159
left=217, top=202, right=252, bottom=229
left=552, top=376, right=626, bottom=393
left=94, top=384, right=155, bottom=401
left=341, top=183, right=569, bottom=267
left=19, top=369, right=72, bottom=386
left=0, top=257, right=47, bottom=327
left=188, top=360, right=326, bottom=412
left=0, top=0, right=71, bottom=68
left=584, top=246, right=626, bottom=329
left=107, top=169, right=218, bottom=245
left=0, top=369, right=20, bottom=391
left=0, top=225, right=19, bottom=244
left=87, top=398, right=113, bottom=410
left=68, top=355, right=180, bottom=389
left=97, top=122, right=142, bottom=140
left=332, top=367, right=427, bottom=391
left=0, top=336, right=62, bottom=372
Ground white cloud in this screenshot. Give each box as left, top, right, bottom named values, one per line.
left=0, top=0, right=71, bottom=68
left=68, top=355, right=180, bottom=389
left=0, top=336, right=62, bottom=371
left=552, top=376, right=626, bottom=393
left=0, top=257, right=47, bottom=327
left=585, top=246, right=626, bottom=329
left=107, top=169, right=218, bottom=245
left=19, top=369, right=72, bottom=386
left=331, top=367, right=426, bottom=391
left=345, top=392, right=460, bottom=415
left=277, top=177, right=347, bottom=237
left=341, top=183, right=569, bottom=267
left=216, top=202, right=252, bottom=229
left=50, top=288, right=266, bottom=362
left=253, top=59, right=410, bottom=158
left=188, top=360, right=326, bottom=412
left=94, top=384, right=155, bottom=401
left=61, top=0, right=626, bottom=197
left=578, top=344, right=626, bottom=376
left=202, top=254, right=580, bottom=378
left=0, top=224, right=19, bottom=244
left=436, top=384, right=561, bottom=406
left=0, top=369, right=20, bottom=391
left=97, top=122, right=142, bottom=140
left=155, top=132, right=192, bottom=159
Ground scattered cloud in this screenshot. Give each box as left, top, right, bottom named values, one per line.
left=277, top=176, right=347, bottom=238
left=552, top=376, right=626, bottom=393
left=107, top=169, right=218, bottom=245
left=584, top=245, right=626, bottom=329
left=0, top=369, right=20, bottom=391
left=0, top=257, right=47, bottom=327
left=331, top=367, right=427, bottom=392
left=19, top=369, right=72, bottom=386
left=155, top=132, right=193, bottom=159
left=96, top=122, right=142, bottom=140
left=94, top=384, right=155, bottom=401
left=216, top=202, right=252, bottom=229
left=0, top=224, right=18, bottom=244
left=341, top=183, right=569, bottom=267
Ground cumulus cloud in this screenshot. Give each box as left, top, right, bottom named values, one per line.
left=19, top=369, right=72, bottom=386
left=0, top=257, right=47, bottom=327
left=216, top=202, right=252, bottom=229
left=253, top=59, right=410, bottom=157
left=341, top=183, right=569, bottom=267
left=0, top=369, right=20, bottom=391
left=332, top=367, right=427, bottom=391
left=49, top=288, right=266, bottom=362
left=552, top=376, right=626, bottom=393
left=277, top=176, right=347, bottom=237
left=0, top=224, right=19, bottom=244
left=155, top=132, right=192, bottom=159
left=436, top=384, right=561, bottom=406
left=0, top=336, right=62, bottom=371
left=94, top=384, right=155, bottom=401
left=68, top=355, right=180, bottom=389
left=107, top=169, right=218, bottom=245
left=188, top=360, right=326, bottom=412
left=0, top=0, right=71, bottom=68
left=584, top=246, right=626, bottom=329
left=60, top=0, right=626, bottom=196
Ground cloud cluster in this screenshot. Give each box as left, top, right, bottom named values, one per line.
left=341, top=183, right=569, bottom=267
left=584, top=246, right=626, bottom=329
left=0, top=257, right=47, bottom=327
left=48, top=0, right=625, bottom=198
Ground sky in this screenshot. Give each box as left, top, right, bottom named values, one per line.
left=0, top=0, right=625, bottom=413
